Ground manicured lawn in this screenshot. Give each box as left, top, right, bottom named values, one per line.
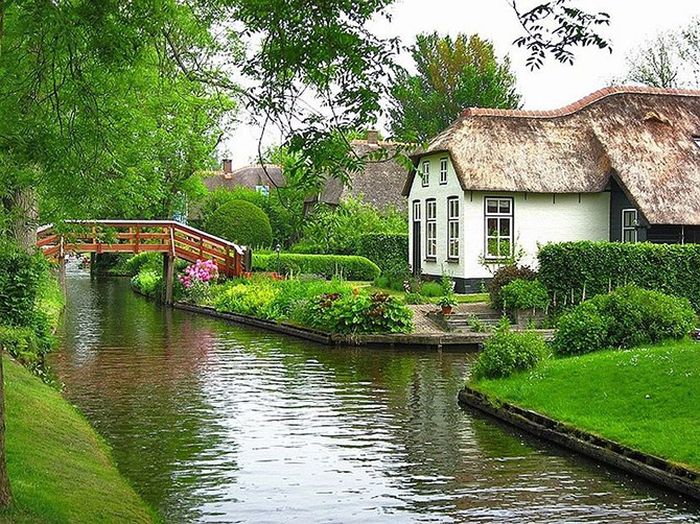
left=0, top=357, right=156, bottom=523
left=474, top=340, right=700, bottom=471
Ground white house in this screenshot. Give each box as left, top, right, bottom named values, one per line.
left=403, top=86, right=700, bottom=292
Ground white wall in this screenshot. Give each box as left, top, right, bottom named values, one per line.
left=408, top=154, right=611, bottom=282
left=408, top=153, right=465, bottom=279
left=463, top=191, right=610, bottom=279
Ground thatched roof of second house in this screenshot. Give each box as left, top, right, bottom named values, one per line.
left=203, top=162, right=285, bottom=192
left=309, top=137, right=410, bottom=210
left=404, top=86, right=700, bottom=226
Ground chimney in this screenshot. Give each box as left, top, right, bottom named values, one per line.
left=222, top=159, right=233, bottom=173
left=366, top=130, right=379, bottom=144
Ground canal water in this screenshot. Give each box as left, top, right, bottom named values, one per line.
left=51, top=275, right=700, bottom=523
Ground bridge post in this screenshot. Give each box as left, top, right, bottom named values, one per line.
left=162, top=253, right=175, bottom=305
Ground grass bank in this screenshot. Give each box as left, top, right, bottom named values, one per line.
left=474, top=340, right=700, bottom=472
left=0, top=356, right=156, bottom=523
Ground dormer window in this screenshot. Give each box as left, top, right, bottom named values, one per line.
left=693, top=136, right=700, bottom=148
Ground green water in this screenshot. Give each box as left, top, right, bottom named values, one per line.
left=51, top=275, right=700, bottom=523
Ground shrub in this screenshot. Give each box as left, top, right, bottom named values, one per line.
left=538, top=241, right=700, bottom=310
left=487, top=264, right=537, bottom=311
left=472, top=322, right=548, bottom=380
left=357, top=233, right=408, bottom=272
left=0, top=325, right=52, bottom=376
left=553, top=301, right=611, bottom=356
left=0, top=240, right=47, bottom=327
left=253, top=253, right=380, bottom=281
left=307, top=292, right=413, bottom=334
left=131, top=270, right=162, bottom=298
left=203, top=199, right=273, bottom=248
left=420, top=281, right=443, bottom=297
left=553, top=285, right=696, bottom=356
left=126, top=253, right=161, bottom=276
left=501, top=279, right=550, bottom=311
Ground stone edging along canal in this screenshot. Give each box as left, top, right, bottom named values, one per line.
left=172, top=302, right=486, bottom=349
left=458, top=386, right=700, bottom=501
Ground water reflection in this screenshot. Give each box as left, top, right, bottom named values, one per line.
left=51, top=276, right=700, bottom=523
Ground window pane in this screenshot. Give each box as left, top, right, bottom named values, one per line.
left=623, top=230, right=636, bottom=243
left=499, top=238, right=511, bottom=257
left=486, top=200, right=498, bottom=214
left=499, top=199, right=511, bottom=214
left=623, top=210, right=636, bottom=227
left=427, top=201, right=436, bottom=219
left=499, top=218, right=511, bottom=236
left=487, top=218, right=498, bottom=235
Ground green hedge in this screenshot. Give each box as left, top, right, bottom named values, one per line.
left=253, top=253, right=380, bottom=281
left=203, top=199, right=273, bottom=248
left=538, top=241, right=700, bottom=310
left=0, top=241, right=47, bottom=327
left=357, top=233, right=408, bottom=272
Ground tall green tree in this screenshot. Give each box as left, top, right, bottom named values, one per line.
left=389, top=33, right=522, bottom=142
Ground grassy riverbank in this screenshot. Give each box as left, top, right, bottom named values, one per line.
left=0, top=356, right=156, bottom=523
left=474, top=340, right=700, bottom=471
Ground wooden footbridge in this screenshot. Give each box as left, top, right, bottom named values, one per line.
left=37, top=220, right=249, bottom=303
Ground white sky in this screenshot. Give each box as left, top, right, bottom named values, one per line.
left=221, top=0, right=700, bottom=167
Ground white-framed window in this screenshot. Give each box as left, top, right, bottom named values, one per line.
left=421, top=161, right=430, bottom=187
left=622, top=208, right=638, bottom=243
left=426, top=199, right=437, bottom=259
left=439, top=158, right=448, bottom=185
left=447, top=197, right=459, bottom=259
left=485, top=197, right=513, bottom=259
left=412, top=200, right=421, bottom=222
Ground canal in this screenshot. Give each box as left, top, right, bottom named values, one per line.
left=51, top=274, right=700, bottom=523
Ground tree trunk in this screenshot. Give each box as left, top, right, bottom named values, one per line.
left=0, top=351, right=12, bottom=507
left=11, top=187, right=38, bottom=252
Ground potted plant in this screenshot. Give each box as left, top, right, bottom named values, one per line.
left=438, top=293, right=457, bottom=315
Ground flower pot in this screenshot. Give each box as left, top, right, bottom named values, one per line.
left=441, top=305, right=453, bottom=316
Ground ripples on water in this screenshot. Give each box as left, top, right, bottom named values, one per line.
left=50, top=275, right=700, bottom=523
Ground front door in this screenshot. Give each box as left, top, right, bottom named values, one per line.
left=412, top=201, right=421, bottom=276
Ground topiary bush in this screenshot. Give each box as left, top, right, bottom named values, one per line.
left=487, top=264, right=537, bottom=311
left=203, top=199, right=273, bottom=248
left=253, top=253, right=380, bottom=281
left=538, top=241, right=700, bottom=310
left=472, top=321, right=549, bottom=380
left=553, top=285, right=696, bottom=356
left=501, top=279, right=550, bottom=312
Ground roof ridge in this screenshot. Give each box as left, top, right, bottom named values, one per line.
left=461, top=86, right=700, bottom=120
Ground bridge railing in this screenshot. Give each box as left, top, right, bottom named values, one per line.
left=37, top=220, right=247, bottom=277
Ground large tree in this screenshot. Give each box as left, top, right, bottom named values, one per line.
left=388, top=33, right=521, bottom=142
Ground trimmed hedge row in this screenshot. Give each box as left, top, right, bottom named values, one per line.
left=253, top=253, right=380, bottom=281
left=357, top=233, right=408, bottom=272
left=538, top=241, right=700, bottom=310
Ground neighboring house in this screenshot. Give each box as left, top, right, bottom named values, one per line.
left=306, top=131, right=409, bottom=212
left=203, top=160, right=285, bottom=196
left=404, top=86, right=700, bottom=292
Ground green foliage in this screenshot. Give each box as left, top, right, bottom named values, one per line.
left=126, top=253, right=162, bottom=276
left=357, top=233, right=408, bottom=272
left=253, top=253, right=380, bottom=281
left=131, top=270, right=162, bottom=299
left=420, top=282, right=443, bottom=297
left=501, top=279, right=550, bottom=311
left=211, top=276, right=353, bottom=322
left=538, top=241, right=700, bottom=310
left=306, top=292, right=413, bottom=335
left=0, top=326, right=52, bottom=377
left=487, top=264, right=537, bottom=311
left=472, top=322, right=548, bottom=380
left=0, top=241, right=48, bottom=327
left=297, top=197, right=407, bottom=255
left=553, top=285, right=696, bottom=356
left=389, top=33, right=521, bottom=142
left=203, top=199, right=273, bottom=248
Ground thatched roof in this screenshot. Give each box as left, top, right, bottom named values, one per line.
left=203, top=164, right=285, bottom=191
left=310, top=140, right=409, bottom=210
left=404, top=86, right=700, bottom=225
